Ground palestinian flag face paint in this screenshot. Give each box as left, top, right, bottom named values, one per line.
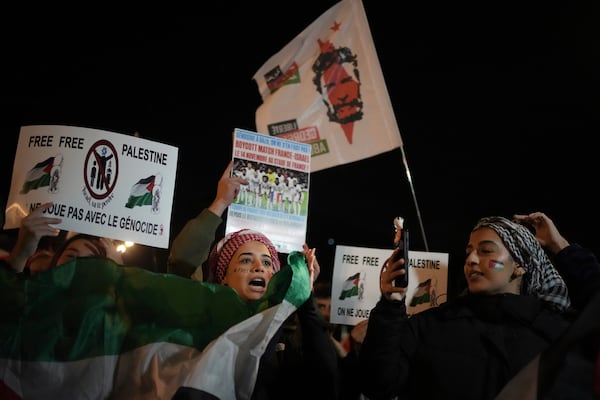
left=488, top=260, right=505, bottom=270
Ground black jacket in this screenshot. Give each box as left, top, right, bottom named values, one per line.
left=252, top=294, right=340, bottom=400
left=359, top=244, right=600, bottom=400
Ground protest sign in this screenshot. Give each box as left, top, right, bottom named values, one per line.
left=331, top=245, right=449, bottom=325
left=4, top=125, right=178, bottom=248
left=226, top=128, right=311, bottom=254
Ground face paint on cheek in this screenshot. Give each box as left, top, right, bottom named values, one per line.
left=488, top=260, right=505, bottom=270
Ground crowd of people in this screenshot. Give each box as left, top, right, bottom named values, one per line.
left=1, top=160, right=600, bottom=399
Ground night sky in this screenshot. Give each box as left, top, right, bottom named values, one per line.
left=2, top=2, right=598, bottom=297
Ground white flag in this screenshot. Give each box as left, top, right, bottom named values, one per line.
left=253, top=0, right=402, bottom=172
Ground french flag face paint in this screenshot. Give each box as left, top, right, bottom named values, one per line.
left=488, top=260, right=505, bottom=270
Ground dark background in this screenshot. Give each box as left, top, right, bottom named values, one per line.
left=1, top=2, right=598, bottom=297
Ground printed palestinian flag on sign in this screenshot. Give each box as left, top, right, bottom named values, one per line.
left=19, top=157, right=55, bottom=194
left=339, top=272, right=361, bottom=300
left=0, top=252, right=311, bottom=399
left=125, top=175, right=155, bottom=208
left=409, top=278, right=432, bottom=307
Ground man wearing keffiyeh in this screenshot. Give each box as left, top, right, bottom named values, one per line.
left=360, top=212, right=600, bottom=400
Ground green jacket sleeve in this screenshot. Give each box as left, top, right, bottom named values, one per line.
left=166, top=209, right=222, bottom=279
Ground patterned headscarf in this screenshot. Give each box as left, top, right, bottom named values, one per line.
left=472, top=216, right=570, bottom=312
left=206, top=229, right=280, bottom=284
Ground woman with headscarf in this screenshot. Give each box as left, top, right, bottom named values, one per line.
left=359, top=212, right=600, bottom=400
left=172, top=227, right=340, bottom=400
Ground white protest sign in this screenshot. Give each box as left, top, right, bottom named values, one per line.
left=4, top=125, right=178, bottom=248
left=226, top=128, right=311, bottom=254
left=331, top=245, right=449, bottom=326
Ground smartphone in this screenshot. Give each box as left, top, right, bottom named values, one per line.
left=392, top=217, right=409, bottom=288
left=393, top=228, right=409, bottom=288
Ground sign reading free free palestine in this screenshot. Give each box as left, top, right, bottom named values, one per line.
left=331, top=245, right=449, bottom=326
left=5, top=125, right=178, bottom=248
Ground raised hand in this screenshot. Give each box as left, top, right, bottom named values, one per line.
left=8, top=202, right=61, bottom=272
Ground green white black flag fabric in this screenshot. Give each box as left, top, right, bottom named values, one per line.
left=0, top=252, right=310, bottom=399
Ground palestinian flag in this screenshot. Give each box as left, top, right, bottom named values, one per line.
left=0, top=252, right=310, bottom=399
left=20, top=157, right=54, bottom=194
left=409, top=278, right=432, bottom=307
left=339, top=272, right=361, bottom=300
left=125, top=175, right=155, bottom=208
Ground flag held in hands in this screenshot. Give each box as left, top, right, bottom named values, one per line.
left=0, top=252, right=311, bottom=399
left=253, top=0, right=402, bottom=172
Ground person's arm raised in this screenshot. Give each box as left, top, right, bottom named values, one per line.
left=7, top=202, right=61, bottom=272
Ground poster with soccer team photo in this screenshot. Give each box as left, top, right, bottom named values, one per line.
left=226, top=128, right=312, bottom=254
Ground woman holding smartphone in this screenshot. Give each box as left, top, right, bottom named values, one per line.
left=359, top=212, right=600, bottom=399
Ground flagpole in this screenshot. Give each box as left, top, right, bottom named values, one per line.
left=399, top=143, right=429, bottom=251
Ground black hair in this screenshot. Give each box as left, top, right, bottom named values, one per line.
left=49, top=233, right=108, bottom=268
left=313, top=280, right=332, bottom=299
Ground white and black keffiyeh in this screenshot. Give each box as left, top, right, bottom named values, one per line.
left=473, top=216, right=571, bottom=312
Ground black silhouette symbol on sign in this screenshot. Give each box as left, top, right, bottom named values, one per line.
left=84, top=140, right=119, bottom=200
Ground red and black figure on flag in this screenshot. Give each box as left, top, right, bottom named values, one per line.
left=360, top=212, right=600, bottom=399
left=312, top=38, right=363, bottom=145
left=253, top=0, right=403, bottom=173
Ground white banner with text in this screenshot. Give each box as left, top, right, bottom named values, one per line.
left=4, top=125, right=178, bottom=248
left=331, top=245, right=449, bottom=325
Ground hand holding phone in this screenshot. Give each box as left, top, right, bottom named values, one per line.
left=392, top=217, right=409, bottom=288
